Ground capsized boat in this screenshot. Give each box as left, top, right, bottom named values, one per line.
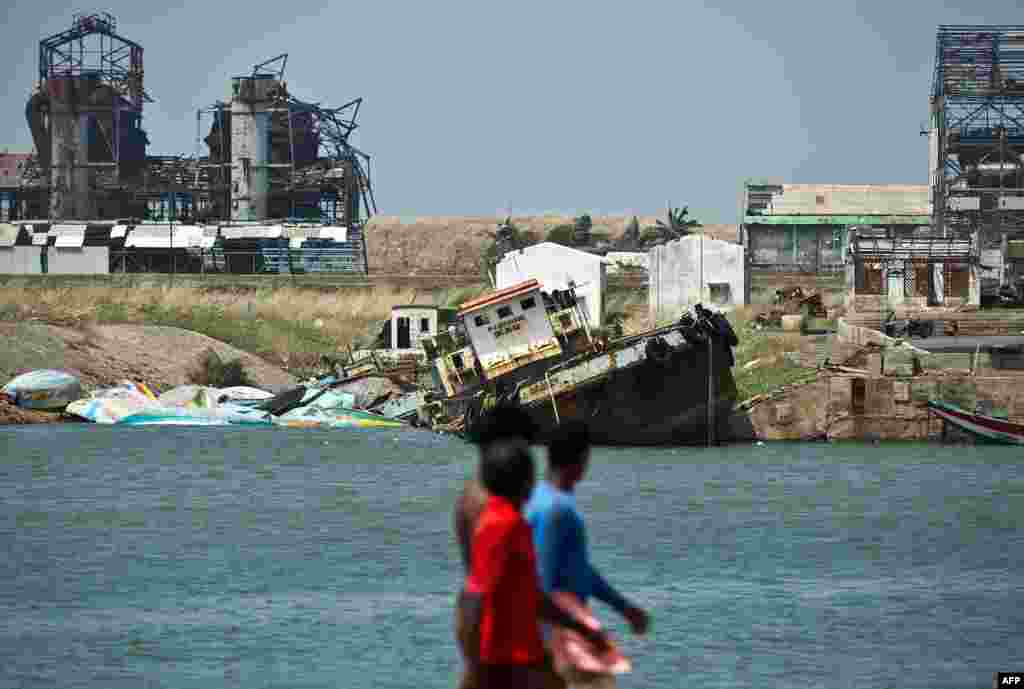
left=417, top=279, right=739, bottom=446
left=926, top=400, right=1024, bottom=445
left=2, top=370, right=83, bottom=411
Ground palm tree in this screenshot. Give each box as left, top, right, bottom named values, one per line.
left=655, top=205, right=701, bottom=240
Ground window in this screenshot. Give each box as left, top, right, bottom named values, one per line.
left=474, top=313, right=490, bottom=327
left=496, top=306, right=513, bottom=319
left=815, top=194, right=826, bottom=205
left=419, top=317, right=430, bottom=333
left=520, top=297, right=536, bottom=311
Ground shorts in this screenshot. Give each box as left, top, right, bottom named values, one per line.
left=455, top=589, right=565, bottom=689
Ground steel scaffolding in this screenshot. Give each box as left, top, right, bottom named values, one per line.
left=930, top=26, right=1024, bottom=254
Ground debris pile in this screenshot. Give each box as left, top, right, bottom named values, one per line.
left=2, top=365, right=418, bottom=430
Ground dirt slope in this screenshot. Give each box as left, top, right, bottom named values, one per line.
left=1, top=322, right=296, bottom=395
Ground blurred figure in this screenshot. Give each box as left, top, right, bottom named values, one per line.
left=461, top=437, right=609, bottom=689
left=525, top=421, right=651, bottom=686
left=453, top=404, right=538, bottom=689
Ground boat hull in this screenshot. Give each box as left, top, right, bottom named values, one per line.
left=514, top=341, right=738, bottom=446
left=927, top=400, right=1024, bottom=445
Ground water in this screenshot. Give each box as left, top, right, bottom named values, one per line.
left=0, top=426, right=1022, bottom=689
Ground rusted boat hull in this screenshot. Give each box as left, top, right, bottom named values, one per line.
left=514, top=340, right=738, bottom=446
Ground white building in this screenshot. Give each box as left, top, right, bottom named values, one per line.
left=389, top=305, right=458, bottom=351
left=496, top=242, right=606, bottom=327
left=648, top=235, right=746, bottom=323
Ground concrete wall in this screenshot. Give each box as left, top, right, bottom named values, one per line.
left=732, top=372, right=1024, bottom=441
left=0, top=246, right=108, bottom=275
left=648, top=235, right=745, bottom=323
left=0, top=246, right=39, bottom=274
left=496, top=242, right=605, bottom=327
left=47, top=247, right=109, bottom=275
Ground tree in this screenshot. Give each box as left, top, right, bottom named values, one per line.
left=481, top=217, right=540, bottom=276
left=573, top=213, right=593, bottom=245
left=546, top=224, right=576, bottom=246
left=656, top=205, right=700, bottom=239
left=641, top=205, right=702, bottom=248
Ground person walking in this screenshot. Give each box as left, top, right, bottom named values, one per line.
left=525, top=421, right=651, bottom=685
left=461, top=436, right=610, bottom=689
left=454, top=403, right=559, bottom=689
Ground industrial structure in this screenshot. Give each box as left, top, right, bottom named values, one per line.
left=1, top=13, right=375, bottom=274
left=928, top=26, right=1024, bottom=294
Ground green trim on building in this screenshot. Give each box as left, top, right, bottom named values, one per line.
left=743, top=215, right=930, bottom=226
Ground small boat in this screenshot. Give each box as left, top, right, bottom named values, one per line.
left=2, top=369, right=83, bottom=411
left=926, top=400, right=1024, bottom=445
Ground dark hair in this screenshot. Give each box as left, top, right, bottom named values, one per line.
left=468, top=401, right=539, bottom=447
left=481, top=438, right=535, bottom=501
left=548, top=420, right=590, bottom=469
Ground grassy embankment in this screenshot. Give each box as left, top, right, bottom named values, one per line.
left=0, top=280, right=822, bottom=403
left=0, top=284, right=490, bottom=377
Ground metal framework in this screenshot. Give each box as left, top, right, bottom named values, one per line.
left=39, top=12, right=149, bottom=109
left=192, top=54, right=377, bottom=226
left=930, top=26, right=1024, bottom=253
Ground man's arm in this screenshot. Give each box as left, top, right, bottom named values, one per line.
left=454, top=479, right=487, bottom=574
left=538, top=592, right=610, bottom=651
left=588, top=563, right=631, bottom=617
left=460, top=591, right=484, bottom=670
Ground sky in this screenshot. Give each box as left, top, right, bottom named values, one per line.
left=2, top=0, right=1022, bottom=223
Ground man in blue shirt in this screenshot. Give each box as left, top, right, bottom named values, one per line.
left=525, top=421, right=650, bottom=647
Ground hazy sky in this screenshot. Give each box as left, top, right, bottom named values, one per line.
left=2, top=0, right=1022, bottom=222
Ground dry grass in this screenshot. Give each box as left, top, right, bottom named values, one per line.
left=727, top=307, right=815, bottom=402
left=0, top=284, right=485, bottom=374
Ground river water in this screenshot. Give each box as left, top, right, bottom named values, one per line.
left=0, top=425, right=1021, bottom=689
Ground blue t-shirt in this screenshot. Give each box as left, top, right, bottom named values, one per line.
left=524, top=481, right=629, bottom=614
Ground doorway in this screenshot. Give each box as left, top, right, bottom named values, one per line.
left=396, top=317, right=411, bottom=349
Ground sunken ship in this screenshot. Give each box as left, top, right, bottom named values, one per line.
left=416, top=279, right=739, bottom=446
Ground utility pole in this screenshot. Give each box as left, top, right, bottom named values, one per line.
left=706, top=334, right=715, bottom=447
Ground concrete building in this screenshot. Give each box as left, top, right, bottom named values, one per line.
left=496, top=242, right=606, bottom=327
left=387, top=305, right=457, bottom=351
left=741, top=183, right=931, bottom=273
left=845, top=228, right=978, bottom=310
left=648, top=234, right=746, bottom=323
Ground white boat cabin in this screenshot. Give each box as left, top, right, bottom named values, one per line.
left=422, top=279, right=593, bottom=398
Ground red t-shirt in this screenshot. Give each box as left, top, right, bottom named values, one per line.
left=466, top=495, right=546, bottom=666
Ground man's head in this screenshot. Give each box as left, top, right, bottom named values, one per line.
left=468, top=402, right=539, bottom=448
left=480, top=437, right=535, bottom=507
left=547, top=420, right=591, bottom=487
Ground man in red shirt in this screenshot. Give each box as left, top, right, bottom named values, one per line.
left=461, top=437, right=608, bottom=688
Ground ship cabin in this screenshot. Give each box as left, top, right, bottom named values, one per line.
left=421, top=278, right=594, bottom=398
